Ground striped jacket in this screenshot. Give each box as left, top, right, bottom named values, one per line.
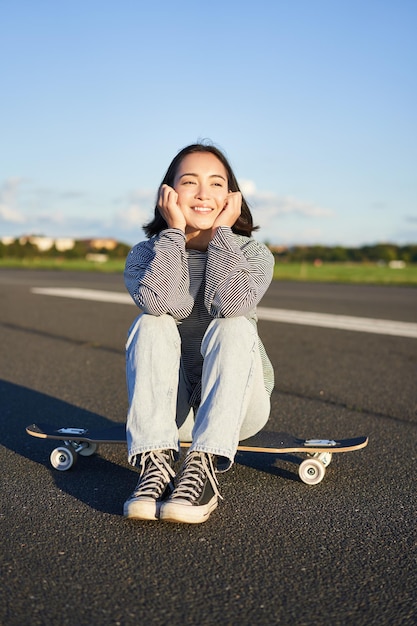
left=125, top=226, right=275, bottom=401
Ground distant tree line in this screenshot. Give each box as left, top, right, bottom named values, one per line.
left=271, top=243, right=417, bottom=264
left=0, top=239, right=131, bottom=260
left=1, top=238, right=416, bottom=264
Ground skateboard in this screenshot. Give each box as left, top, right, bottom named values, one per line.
left=26, top=423, right=368, bottom=485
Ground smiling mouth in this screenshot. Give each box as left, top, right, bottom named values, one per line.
left=192, top=206, right=213, bottom=213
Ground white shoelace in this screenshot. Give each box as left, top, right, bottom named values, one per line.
left=133, top=450, right=176, bottom=498
left=171, top=452, right=222, bottom=502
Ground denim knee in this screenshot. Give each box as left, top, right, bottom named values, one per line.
left=126, top=312, right=179, bottom=351
left=201, top=316, right=256, bottom=355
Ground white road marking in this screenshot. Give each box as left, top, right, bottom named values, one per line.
left=256, top=307, right=417, bottom=338
left=30, top=287, right=417, bottom=339
left=31, top=287, right=132, bottom=304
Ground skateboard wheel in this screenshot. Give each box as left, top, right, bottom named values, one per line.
left=50, top=446, right=76, bottom=471
left=78, top=442, right=98, bottom=457
left=299, top=458, right=326, bottom=485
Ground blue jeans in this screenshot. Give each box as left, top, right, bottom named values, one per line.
left=126, top=314, right=270, bottom=469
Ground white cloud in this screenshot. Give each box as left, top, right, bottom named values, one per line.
left=0, top=204, right=25, bottom=223
left=239, top=179, right=258, bottom=196
left=0, top=178, right=26, bottom=223
left=0, top=176, right=336, bottom=246
left=114, top=189, right=155, bottom=230
left=239, top=179, right=334, bottom=219
left=275, top=196, right=334, bottom=218
left=104, top=189, right=157, bottom=243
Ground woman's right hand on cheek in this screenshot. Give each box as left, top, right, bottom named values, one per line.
left=158, top=184, right=186, bottom=232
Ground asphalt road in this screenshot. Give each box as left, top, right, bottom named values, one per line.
left=1, top=269, right=416, bottom=625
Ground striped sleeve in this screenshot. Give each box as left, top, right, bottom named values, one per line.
left=124, top=229, right=194, bottom=318
left=204, top=227, right=275, bottom=318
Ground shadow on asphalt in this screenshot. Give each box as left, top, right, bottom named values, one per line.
left=235, top=450, right=301, bottom=483
left=0, top=379, right=133, bottom=515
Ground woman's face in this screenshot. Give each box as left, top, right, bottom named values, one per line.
left=173, top=152, right=229, bottom=234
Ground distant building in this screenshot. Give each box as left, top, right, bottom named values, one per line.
left=85, top=253, right=109, bottom=263
left=55, top=238, right=76, bottom=252
left=79, top=238, right=118, bottom=251
left=268, top=245, right=289, bottom=254
left=16, top=235, right=75, bottom=251
left=0, top=236, right=16, bottom=245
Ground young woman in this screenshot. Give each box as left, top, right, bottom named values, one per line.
left=123, top=142, right=275, bottom=524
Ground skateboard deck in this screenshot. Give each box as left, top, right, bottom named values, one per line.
left=26, top=423, right=368, bottom=485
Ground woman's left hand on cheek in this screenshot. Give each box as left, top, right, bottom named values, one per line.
left=213, top=191, right=242, bottom=229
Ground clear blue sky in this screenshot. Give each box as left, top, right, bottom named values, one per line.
left=1, top=0, right=416, bottom=247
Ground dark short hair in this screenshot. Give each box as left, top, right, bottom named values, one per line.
left=143, top=142, right=258, bottom=238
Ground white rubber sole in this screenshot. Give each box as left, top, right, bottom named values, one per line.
left=123, top=498, right=159, bottom=521
left=159, top=497, right=218, bottom=524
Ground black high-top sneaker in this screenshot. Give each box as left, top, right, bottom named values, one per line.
left=160, top=451, right=222, bottom=524
left=123, top=449, right=176, bottom=520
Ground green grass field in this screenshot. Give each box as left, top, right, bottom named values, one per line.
left=0, top=258, right=126, bottom=273
left=273, top=262, right=417, bottom=286
left=1, top=257, right=416, bottom=286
